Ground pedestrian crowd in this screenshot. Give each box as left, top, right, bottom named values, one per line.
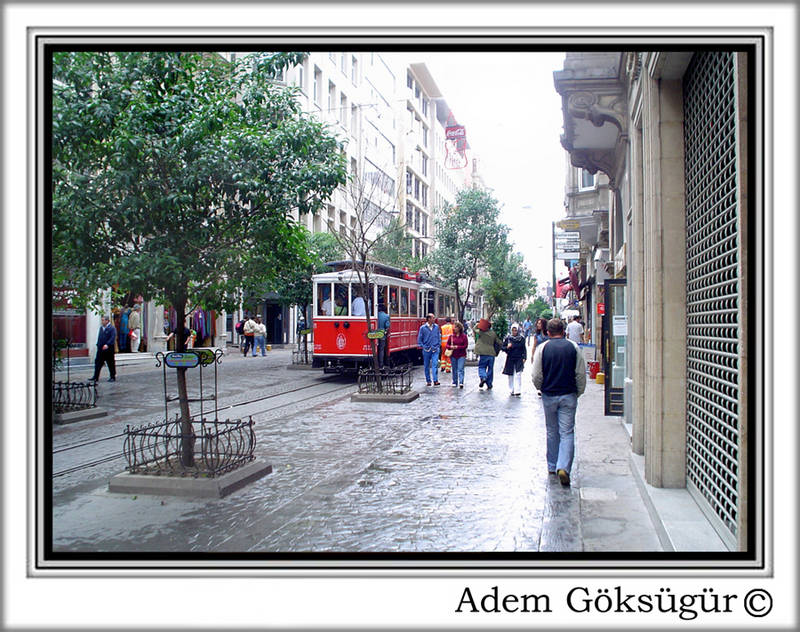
left=417, top=314, right=587, bottom=486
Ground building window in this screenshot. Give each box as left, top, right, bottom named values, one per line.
left=350, top=157, right=358, bottom=179
left=421, top=213, right=428, bottom=237
left=340, top=94, right=348, bottom=127
left=407, top=71, right=413, bottom=89
left=422, top=97, right=428, bottom=116
left=313, top=67, right=322, bottom=105
left=414, top=209, right=420, bottom=232
left=422, top=155, right=428, bottom=177
left=421, top=242, right=427, bottom=258
left=351, top=55, right=358, bottom=84
left=580, top=168, right=596, bottom=190
left=340, top=53, right=347, bottom=74
left=414, top=177, right=420, bottom=200
left=296, top=61, right=305, bottom=92
left=421, top=184, right=428, bottom=208
left=406, top=201, right=414, bottom=226
left=351, top=104, right=358, bottom=136
left=328, top=81, right=336, bottom=113
left=406, top=170, right=413, bottom=195
left=422, top=126, right=428, bottom=148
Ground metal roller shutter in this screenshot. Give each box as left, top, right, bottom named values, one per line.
left=683, top=51, right=740, bottom=546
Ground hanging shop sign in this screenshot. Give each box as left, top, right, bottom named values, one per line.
left=557, top=220, right=581, bottom=231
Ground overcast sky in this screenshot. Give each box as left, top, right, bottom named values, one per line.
left=407, top=52, right=568, bottom=292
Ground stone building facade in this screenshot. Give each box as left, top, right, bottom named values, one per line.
left=555, top=50, right=754, bottom=551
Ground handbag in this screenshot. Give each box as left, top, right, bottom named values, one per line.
left=444, top=335, right=453, bottom=357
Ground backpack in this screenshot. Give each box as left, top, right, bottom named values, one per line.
left=235, top=319, right=245, bottom=335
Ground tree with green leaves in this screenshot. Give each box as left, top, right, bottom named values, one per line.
left=521, top=297, right=553, bottom=322
left=429, top=188, right=506, bottom=321
left=481, top=247, right=536, bottom=319
left=52, top=51, right=346, bottom=464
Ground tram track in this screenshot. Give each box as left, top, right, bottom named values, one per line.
left=51, top=374, right=358, bottom=478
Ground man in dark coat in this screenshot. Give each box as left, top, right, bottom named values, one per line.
left=89, top=315, right=117, bottom=382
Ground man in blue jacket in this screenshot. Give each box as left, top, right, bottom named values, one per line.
left=532, top=317, right=587, bottom=486
left=89, top=315, right=117, bottom=383
left=417, top=313, right=441, bottom=386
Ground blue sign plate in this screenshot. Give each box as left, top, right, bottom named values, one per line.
left=164, top=352, right=200, bottom=368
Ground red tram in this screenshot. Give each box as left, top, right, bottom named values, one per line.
left=311, top=261, right=457, bottom=374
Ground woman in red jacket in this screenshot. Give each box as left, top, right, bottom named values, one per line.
left=446, top=321, right=469, bottom=388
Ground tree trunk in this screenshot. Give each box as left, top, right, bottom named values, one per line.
left=172, top=295, right=194, bottom=467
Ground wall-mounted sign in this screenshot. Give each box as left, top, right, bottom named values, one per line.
left=613, top=315, right=628, bottom=337
left=597, top=303, right=606, bottom=315
left=164, top=352, right=200, bottom=369
left=556, top=252, right=580, bottom=260
left=557, top=220, right=581, bottom=231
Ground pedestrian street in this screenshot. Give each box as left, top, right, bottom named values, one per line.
left=51, top=352, right=661, bottom=554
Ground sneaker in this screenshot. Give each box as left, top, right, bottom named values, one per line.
left=479, top=378, right=485, bottom=388
left=426, top=382, right=432, bottom=387
left=459, top=384, right=464, bottom=389
left=107, top=377, right=116, bottom=382
left=487, top=384, right=493, bottom=390
left=557, top=469, right=570, bottom=486
left=450, top=383, right=458, bottom=387
left=434, top=381, right=440, bottom=386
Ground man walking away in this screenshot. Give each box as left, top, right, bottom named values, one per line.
left=242, top=314, right=257, bottom=356
left=89, top=315, right=117, bottom=383
left=566, top=314, right=584, bottom=344
left=473, top=318, right=500, bottom=390
left=417, top=313, right=441, bottom=386
left=532, top=317, right=586, bottom=486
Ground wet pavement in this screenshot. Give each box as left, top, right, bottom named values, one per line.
left=51, top=347, right=662, bottom=554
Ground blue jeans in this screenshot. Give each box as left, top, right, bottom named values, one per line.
left=253, top=335, right=266, bottom=356
left=477, top=355, right=495, bottom=386
left=542, top=392, right=578, bottom=474
left=422, top=348, right=439, bottom=383
left=451, top=356, right=465, bottom=385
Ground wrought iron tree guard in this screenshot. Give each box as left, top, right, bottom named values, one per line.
left=123, top=348, right=256, bottom=478
left=357, top=364, right=413, bottom=395
left=52, top=338, right=98, bottom=414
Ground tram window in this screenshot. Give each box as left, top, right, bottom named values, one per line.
left=409, top=289, right=418, bottom=316
left=351, top=284, right=367, bottom=316
left=333, top=283, right=348, bottom=316
left=400, top=287, right=409, bottom=315
left=426, top=292, right=436, bottom=315
left=377, top=285, right=388, bottom=313
left=446, top=296, right=453, bottom=317
left=318, top=283, right=333, bottom=316
left=389, top=286, right=399, bottom=316
left=438, top=294, right=444, bottom=316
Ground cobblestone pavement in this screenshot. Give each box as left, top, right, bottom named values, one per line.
left=51, top=348, right=662, bottom=554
